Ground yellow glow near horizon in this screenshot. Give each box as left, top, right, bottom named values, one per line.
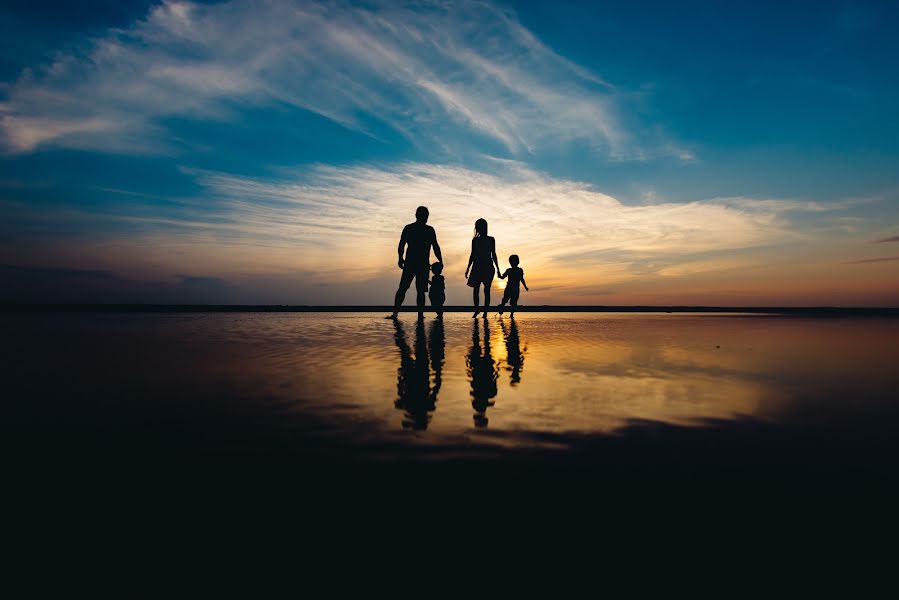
left=23, top=161, right=899, bottom=306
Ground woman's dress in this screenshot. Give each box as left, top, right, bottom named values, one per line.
left=467, top=236, right=495, bottom=287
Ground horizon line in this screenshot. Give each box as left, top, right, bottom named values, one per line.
left=2, top=304, right=898, bottom=316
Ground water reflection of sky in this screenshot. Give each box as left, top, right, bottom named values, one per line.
left=5, top=313, right=899, bottom=458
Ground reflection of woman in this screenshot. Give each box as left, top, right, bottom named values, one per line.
left=466, top=319, right=498, bottom=427
left=465, top=218, right=501, bottom=319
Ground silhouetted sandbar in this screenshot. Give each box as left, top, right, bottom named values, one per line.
left=2, top=304, right=898, bottom=316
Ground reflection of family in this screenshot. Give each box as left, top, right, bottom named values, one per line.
left=388, top=206, right=529, bottom=319
left=392, top=310, right=524, bottom=430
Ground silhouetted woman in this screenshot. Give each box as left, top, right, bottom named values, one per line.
left=465, top=218, right=501, bottom=318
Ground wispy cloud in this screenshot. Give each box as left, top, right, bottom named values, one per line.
left=711, top=197, right=866, bottom=213
left=844, top=256, right=899, bottom=264
left=0, top=263, right=235, bottom=303
left=152, top=161, right=828, bottom=295
left=0, top=0, right=684, bottom=159
left=874, top=235, right=899, bottom=243
left=0, top=160, right=879, bottom=303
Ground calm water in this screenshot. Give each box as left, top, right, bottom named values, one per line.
left=4, top=312, right=899, bottom=465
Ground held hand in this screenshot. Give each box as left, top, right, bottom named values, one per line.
left=398, top=258, right=405, bottom=269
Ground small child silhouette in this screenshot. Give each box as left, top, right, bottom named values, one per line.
left=429, top=262, right=446, bottom=318
left=498, top=254, right=528, bottom=315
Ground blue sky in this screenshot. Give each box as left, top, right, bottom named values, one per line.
left=1, top=0, right=898, bottom=304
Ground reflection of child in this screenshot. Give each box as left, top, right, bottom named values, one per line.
left=429, top=262, right=446, bottom=318
left=498, top=254, right=528, bottom=315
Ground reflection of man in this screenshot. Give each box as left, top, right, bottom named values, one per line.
left=388, top=206, right=443, bottom=319
left=392, top=318, right=442, bottom=430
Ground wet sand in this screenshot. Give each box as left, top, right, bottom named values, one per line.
left=3, top=311, right=898, bottom=483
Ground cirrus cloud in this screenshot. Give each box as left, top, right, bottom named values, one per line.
left=160, top=160, right=813, bottom=298
left=0, top=0, right=687, bottom=160
left=0, top=159, right=873, bottom=303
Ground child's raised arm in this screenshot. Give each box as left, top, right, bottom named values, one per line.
left=522, top=272, right=529, bottom=291
left=499, top=268, right=507, bottom=279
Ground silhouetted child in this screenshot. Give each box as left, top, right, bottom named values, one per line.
left=498, top=254, right=528, bottom=315
left=429, top=262, right=445, bottom=318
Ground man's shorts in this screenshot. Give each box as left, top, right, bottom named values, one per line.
left=399, top=265, right=429, bottom=292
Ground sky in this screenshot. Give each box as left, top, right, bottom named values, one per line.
left=1, top=0, right=898, bottom=306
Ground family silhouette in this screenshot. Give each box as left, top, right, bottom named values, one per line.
left=388, top=206, right=529, bottom=318
left=387, top=207, right=531, bottom=430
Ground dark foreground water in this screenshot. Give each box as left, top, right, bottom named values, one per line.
left=4, top=312, right=899, bottom=475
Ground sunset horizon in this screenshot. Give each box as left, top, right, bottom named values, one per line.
left=2, top=0, right=898, bottom=307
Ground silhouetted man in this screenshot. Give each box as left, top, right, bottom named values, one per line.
left=389, top=206, right=443, bottom=319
